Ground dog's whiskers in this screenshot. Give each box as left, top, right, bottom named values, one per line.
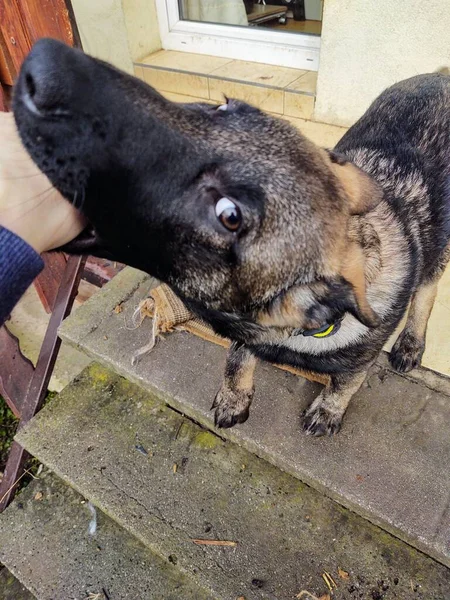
left=78, top=187, right=86, bottom=212
left=71, top=187, right=86, bottom=212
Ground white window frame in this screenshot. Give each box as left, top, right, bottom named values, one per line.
left=155, top=1, right=320, bottom=70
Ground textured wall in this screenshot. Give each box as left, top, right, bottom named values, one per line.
left=71, top=0, right=161, bottom=73
left=122, top=0, right=161, bottom=62
left=315, top=0, right=450, bottom=127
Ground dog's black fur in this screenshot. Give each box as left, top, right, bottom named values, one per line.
left=13, top=39, right=450, bottom=435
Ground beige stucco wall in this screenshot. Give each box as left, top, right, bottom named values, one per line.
left=122, top=0, right=161, bottom=62
left=70, top=0, right=161, bottom=74
left=315, top=0, right=450, bottom=127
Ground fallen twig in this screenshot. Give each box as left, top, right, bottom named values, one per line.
left=0, top=468, right=40, bottom=504
left=296, top=591, right=330, bottom=600
left=322, top=572, right=337, bottom=593
left=192, top=539, right=237, bottom=547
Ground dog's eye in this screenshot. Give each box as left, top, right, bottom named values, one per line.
left=215, top=197, right=241, bottom=232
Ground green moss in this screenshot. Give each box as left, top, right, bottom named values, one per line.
left=87, top=362, right=111, bottom=385
left=192, top=430, right=221, bottom=450
left=0, top=395, right=18, bottom=473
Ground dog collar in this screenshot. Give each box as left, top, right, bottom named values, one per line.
left=292, top=319, right=342, bottom=339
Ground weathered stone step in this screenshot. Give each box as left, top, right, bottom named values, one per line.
left=58, top=268, right=450, bottom=569
left=0, top=471, right=213, bottom=600
left=15, top=364, right=450, bottom=599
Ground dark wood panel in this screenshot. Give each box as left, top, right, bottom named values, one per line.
left=17, top=0, right=74, bottom=47
left=0, top=1, right=31, bottom=80
left=0, top=83, right=11, bottom=111
left=0, top=0, right=76, bottom=86
left=0, top=41, right=14, bottom=86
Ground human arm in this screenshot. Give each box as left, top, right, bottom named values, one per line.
left=0, top=112, right=86, bottom=325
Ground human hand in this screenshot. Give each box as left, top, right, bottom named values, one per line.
left=0, top=112, right=86, bottom=254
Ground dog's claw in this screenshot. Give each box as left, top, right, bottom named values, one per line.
left=214, top=405, right=250, bottom=429
left=302, top=406, right=342, bottom=437
left=389, top=330, right=425, bottom=373
left=212, top=387, right=253, bottom=429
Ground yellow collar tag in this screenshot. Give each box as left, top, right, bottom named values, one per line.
left=312, top=323, right=335, bottom=338
left=292, top=319, right=342, bottom=339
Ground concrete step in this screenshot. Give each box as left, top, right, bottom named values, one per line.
left=14, top=363, right=450, bottom=599
left=0, top=471, right=213, bottom=600
left=58, top=268, right=450, bottom=569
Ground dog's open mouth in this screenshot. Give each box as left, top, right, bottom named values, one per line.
left=61, top=225, right=98, bottom=252
left=59, top=224, right=120, bottom=262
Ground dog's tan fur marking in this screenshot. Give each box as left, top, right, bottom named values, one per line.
left=341, top=241, right=380, bottom=327
left=257, top=286, right=317, bottom=329
left=213, top=344, right=257, bottom=428
left=232, top=350, right=257, bottom=392
left=258, top=237, right=380, bottom=333
left=407, top=280, right=438, bottom=340
left=327, top=154, right=384, bottom=216
left=390, top=278, right=439, bottom=373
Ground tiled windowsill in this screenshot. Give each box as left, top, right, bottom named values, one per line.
left=134, top=50, right=317, bottom=120
left=137, top=50, right=317, bottom=95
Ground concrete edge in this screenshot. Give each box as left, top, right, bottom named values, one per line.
left=377, top=351, right=450, bottom=397
left=58, top=267, right=152, bottom=344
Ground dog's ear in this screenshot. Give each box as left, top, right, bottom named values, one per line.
left=325, top=150, right=383, bottom=215
left=320, top=151, right=381, bottom=327
left=339, top=240, right=380, bottom=328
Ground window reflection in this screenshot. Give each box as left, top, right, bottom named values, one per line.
left=178, top=1, right=323, bottom=35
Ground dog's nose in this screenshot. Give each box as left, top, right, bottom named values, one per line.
left=18, top=38, right=81, bottom=114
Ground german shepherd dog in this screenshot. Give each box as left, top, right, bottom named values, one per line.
left=13, top=39, right=450, bottom=436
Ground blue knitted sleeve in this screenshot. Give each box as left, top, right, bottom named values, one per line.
left=0, top=226, right=44, bottom=326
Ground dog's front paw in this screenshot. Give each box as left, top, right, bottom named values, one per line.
left=389, top=330, right=425, bottom=373
left=302, top=402, right=343, bottom=437
left=212, top=386, right=253, bottom=429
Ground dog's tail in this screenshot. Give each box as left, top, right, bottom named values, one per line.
left=435, top=66, right=450, bottom=76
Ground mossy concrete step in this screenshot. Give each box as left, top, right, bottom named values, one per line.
left=0, top=472, right=213, bottom=600
left=58, top=268, right=450, bottom=569
left=0, top=567, right=35, bottom=600
left=15, top=364, right=450, bottom=599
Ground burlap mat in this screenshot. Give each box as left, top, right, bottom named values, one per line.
left=132, top=283, right=329, bottom=385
